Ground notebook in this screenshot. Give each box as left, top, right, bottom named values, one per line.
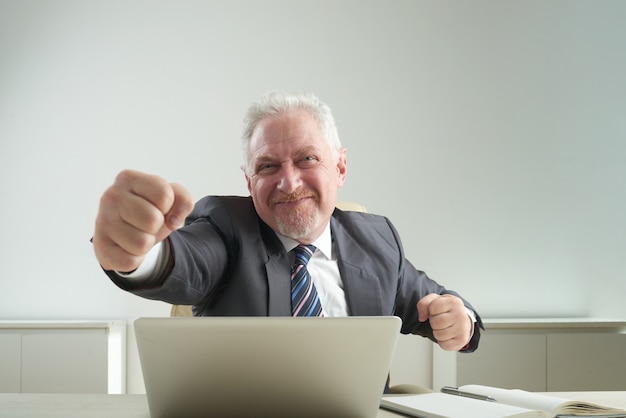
left=134, top=316, right=401, bottom=418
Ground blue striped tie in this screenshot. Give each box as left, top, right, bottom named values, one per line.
left=291, top=244, right=323, bottom=317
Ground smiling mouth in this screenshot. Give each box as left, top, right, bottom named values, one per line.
left=272, top=196, right=311, bottom=208
left=269, top=191, right=318, bottom=208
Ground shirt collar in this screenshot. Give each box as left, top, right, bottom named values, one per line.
left=275, top=222, right=332, bottom=259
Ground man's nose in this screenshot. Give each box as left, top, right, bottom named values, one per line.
left=276, top=165, right=302, bottom=193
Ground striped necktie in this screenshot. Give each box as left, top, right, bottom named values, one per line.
left=290, top=244, right=323, bottom=317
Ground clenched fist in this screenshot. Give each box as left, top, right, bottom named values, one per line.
left=92, top=170, right=194, bottom=272
left=417, top=293, right=473, bottom=351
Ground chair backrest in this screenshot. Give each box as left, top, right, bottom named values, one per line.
left=169, top=201, right=366, bottom=317
left=170, top=304, right=193, bottom=317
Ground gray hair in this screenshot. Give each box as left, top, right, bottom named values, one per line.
left=241, top=91, right=342, bottom=175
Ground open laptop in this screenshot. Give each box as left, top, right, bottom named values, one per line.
left=134, top=316, right=401, bottom=418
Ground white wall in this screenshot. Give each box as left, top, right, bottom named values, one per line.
left=1, top=0, right=625, bottom=393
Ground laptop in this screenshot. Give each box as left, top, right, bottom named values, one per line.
left=134, top=316, right=401, bottom=418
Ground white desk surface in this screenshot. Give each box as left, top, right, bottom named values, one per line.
left=1, top=392, right=625, bottom=417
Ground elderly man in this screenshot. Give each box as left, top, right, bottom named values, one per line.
left=93, top=91, right=482, bottom=353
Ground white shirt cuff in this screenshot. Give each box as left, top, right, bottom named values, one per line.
left=464, top=307, right=477, bottom=346
left=116, top=241, right=165, bottom=281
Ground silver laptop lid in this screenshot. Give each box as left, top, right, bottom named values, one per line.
left=135, top=316, right=401, bottom=418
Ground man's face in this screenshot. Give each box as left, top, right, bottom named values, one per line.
left=245, top=110, right=347, bottom=243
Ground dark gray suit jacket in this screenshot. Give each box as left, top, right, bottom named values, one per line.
left=109, top=196, right=482, bottom=350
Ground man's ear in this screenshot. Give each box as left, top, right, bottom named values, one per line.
left=336, top=148, right=347, bottom=186
left=241, top=165, right=252, bottom=193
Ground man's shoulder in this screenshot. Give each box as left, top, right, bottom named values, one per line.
left=332, top=206, right=388, bottom=224
left=192, top=195, right=254, bottom=214
left=331, top=208, right=403, bottom=264
left=196, top=194, right=252, bottom=206
left=332, top=207, right=397, bottom=239
left=189, top=195, right=254, bottom=218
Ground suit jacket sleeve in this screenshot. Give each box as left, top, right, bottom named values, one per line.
left=383, top=216, right=483, bottom=352
left=332, top=210, right=483, bottom=352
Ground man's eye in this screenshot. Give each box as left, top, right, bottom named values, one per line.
left=257, top=164, right=276, bottom=173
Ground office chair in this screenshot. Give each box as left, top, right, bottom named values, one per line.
left=169, top=201, right=432, bottom=395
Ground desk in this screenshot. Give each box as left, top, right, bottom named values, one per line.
left=0, top=391, right=626, bottom=418
left=1, top=392, right=625, bottom=417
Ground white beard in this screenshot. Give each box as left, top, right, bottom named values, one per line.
left=275, top=207, right=320, bottom=240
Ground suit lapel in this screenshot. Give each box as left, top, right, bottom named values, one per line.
left=260, top=222, right=292, bottom=316
left=331, top=216, right=384, bottom=316
left=265, top=253, right=292, bottom=316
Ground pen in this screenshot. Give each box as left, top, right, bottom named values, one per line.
left=441, top=386, right=497, bottom=402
